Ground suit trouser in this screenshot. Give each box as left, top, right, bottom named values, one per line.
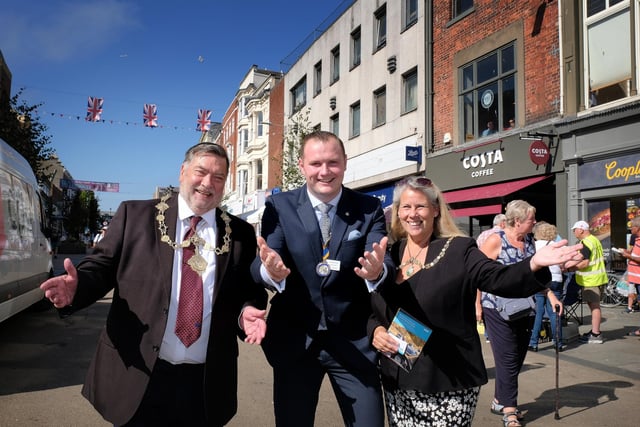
left=484, top=308, right=533, bottom=408
left=271, top=333, right=384, bottom=427
left=121, top=359, right=214, bottom=427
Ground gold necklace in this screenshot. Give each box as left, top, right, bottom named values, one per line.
left=155, top=193, right=232, bottom=275
left=397, top=237, right=454, bottom=276
left=399, top=243, right=427, bottom=277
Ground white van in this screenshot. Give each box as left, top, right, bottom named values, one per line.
left=0, top=137, right=53, bottom=323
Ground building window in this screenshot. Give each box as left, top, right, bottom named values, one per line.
left=374, top=5, right=387, bottom=51
left=291, top=76, right=307, bottom=115
left=314, top=61, right=322, bottom=96
left=331, top=45, right=340, bottom=84
left=351, top=27, right=361, bottom=69
left=255, top=159, right=263, bottom=190
left=584, top=0, right=634, bottom=107
left=350, top=101, right=361, bottom=138
left=453, top=0, right=474, bottom=18
left=238, top=169, right=248, bottom=199
left=239, top=97, right=248, bottom=118
left=459, top=43, right=516, bottom=140
left=330, top=113, right=339, bottom=136
left=373, top=86, right=386, bottom=127
left=403, top=0, right=418, bottom=30
left=239, top=128, right=249, bottom=154
left=256, top=111, right=264, bottom=137
left=402, top=68, right=418, bottom=114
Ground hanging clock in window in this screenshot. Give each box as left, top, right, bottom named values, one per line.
left=481, top=89, right=494, bottom=109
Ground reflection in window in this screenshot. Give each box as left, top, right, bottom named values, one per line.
left=350, top=101, right=361, bottom=138
left=330, top=113, right=339, bottom=136
left=584, top=0, right=634, bottom=107
left=257, top=111, right=264, bottom=137
left=453, top=0, right=473, bottom=18
left=256, top=159, right=263, bottom=190
left=238, top=169, right=248, bottom=198
left=314, top=61, right=322, bottom=96
left=291, top=76, right=307, bottom=114
left=374, top=5, right=387, bottom=51
left=351, top=27, right=361, bottom=69
left=331, top=45, right=340, bottom=84
left=403, top=0, right=418, bottom=29
left=239, top=128, right=249, bottom=154
left=373, top=86, right=386, bottom=127
left=459, top=43, right=516, bottom=140
left=402, top=68, right=418, bottom=114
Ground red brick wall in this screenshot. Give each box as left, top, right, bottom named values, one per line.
left=432, top=0, right=559, bottom=151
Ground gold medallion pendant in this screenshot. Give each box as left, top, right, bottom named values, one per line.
left=155, top=193, right=233, bottom=274
left=406, top=265, right=415, bottom=276
left=188, top=253, right=208, bottom=274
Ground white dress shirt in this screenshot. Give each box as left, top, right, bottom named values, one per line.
left=159, top=195, right=218, bottom=364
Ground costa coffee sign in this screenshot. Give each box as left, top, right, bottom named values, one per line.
left=529, top=140, right=550, bottom=165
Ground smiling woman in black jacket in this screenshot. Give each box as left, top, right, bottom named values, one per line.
left=368, top=176, right=582, bottom=427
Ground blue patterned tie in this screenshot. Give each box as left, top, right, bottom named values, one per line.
left=318, top=203, right=332, bottom=260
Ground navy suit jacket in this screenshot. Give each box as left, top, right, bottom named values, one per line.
left=251, top=185, right=394, bottom=372
left=62, top=197, right=267, bottom=426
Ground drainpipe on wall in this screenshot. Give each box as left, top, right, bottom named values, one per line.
left=426, top=0, right=434, bottom=155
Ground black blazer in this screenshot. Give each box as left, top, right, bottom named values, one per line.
left=64, top=197, right=267, bottom=426
left=368, top=236, right=548, bottom=394
left=251, top=185, right=395, bottom=371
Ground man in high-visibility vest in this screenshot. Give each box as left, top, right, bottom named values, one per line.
left=570, top=220, right=608, bottom=344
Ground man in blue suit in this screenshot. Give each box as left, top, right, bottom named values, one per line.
left=251, top=131, right=394, bottom=427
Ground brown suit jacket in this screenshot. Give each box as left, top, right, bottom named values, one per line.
left=64, top=196, right=267, bottom=425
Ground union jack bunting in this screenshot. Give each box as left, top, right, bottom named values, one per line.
left=86, top=96, right=103, bottom=122
left=143, top=103, right=158, bottom=127
left=196, top=109, right=212, bottom=132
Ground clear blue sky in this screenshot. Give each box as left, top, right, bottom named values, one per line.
left=1, top=0, right=349, bottom=213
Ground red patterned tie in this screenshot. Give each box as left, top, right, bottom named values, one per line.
left=175, top=216, right=203, bottom=347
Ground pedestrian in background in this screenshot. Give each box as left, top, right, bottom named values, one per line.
left=41, top=142, right=268, bottom=427
left=528, top=222, right=565, bottom=352
left=368, top=179, right=580, bottom=427
left=480, top=200, right=563, bottom=427
left=92, top=225, right=108, bottom=248
left=621, top=217, right=640, bottom=314
left=569, top=220, right=608, bottom=344
left=476, top=213, right=507, bottom=248
left=251, top=130, right=394, bottom=427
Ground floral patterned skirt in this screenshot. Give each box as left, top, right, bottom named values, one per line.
left=384, top=386, right=480, bottom=427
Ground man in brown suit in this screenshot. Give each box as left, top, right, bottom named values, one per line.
left=41, top=143, right=267, bottom=426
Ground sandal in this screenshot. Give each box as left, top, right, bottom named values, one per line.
left=491, top=400, right=523, bottom=419
left=502, top=412, right=522, bottom=427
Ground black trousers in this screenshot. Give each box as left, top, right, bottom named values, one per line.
left=121, top=359, right=218, bottom=427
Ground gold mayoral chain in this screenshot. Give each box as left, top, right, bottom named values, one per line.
left=397, top=237, right=454, bottom=277
left=155, top=193, right=232, bottom=275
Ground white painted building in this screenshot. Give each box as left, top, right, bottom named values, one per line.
left=282, top=0, right=427, bottom=196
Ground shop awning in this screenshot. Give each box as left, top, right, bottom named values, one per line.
left=443, top=175, right=549, bottom=204
left=450, top=204, right=503, bottom=218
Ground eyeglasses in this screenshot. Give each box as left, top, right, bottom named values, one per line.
left=396, top=176, right=433, bottom=187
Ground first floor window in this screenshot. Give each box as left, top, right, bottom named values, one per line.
left=291, top=77, right=307, bottom=114
left=584, top=0, right=634, bottom=107
left=373, top=86, right=386, bottom=127
left=459, top=43, right=516, bottom=140
left=330, top=114, right=339, bottom=136
left=402, top=68, right=418, bottom=114
left=350, top=102, right=360, bottom=138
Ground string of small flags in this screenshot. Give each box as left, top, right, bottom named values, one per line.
left=35, top=97, right=214, bottom=132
